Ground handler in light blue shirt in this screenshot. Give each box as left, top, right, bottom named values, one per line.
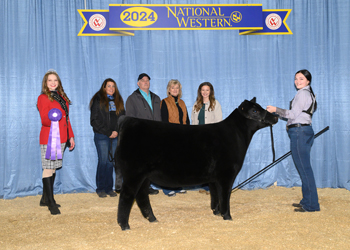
left=267, top=69, right=319, bottom=213
left=276, top=84, right=315, bottom=127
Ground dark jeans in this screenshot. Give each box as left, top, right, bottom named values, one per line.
left=288, top=126, right=320, bottom=211
left=94, top=133, right=118, bottom=193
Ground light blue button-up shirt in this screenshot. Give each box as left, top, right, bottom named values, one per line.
left=139, top=88, right=153, bottom=111
left=276, top=85, right=314, bottom=126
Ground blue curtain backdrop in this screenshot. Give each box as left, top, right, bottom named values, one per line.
left=1, top=0, right=349, bottom=199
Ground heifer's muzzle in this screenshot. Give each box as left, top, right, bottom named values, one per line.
left=263, top=111, right=279, bottom=125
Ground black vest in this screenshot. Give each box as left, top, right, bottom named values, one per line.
left=290, top=88, right=317, bottom=116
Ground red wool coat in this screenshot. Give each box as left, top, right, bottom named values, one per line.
left=37, top=93, right=74, bottom=145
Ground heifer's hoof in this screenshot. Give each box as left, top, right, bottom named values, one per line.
left=148, top=216, right=158, bottom=223
left=212, top=209, right=220, bottom=216
left=222, top=215, right=232, bottom=220
left=119, top=224, right=130, bottom=231
left=120, top=225, right=130, bottom=231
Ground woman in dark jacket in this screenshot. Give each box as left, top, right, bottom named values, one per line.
left=90, top=78, right=125, bottom=198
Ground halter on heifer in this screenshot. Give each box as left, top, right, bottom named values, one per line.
left=238, top=100, right=277, bottom=162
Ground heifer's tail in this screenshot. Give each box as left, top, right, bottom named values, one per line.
left=231, top=126, right=330, bottom=193
left=117, top=115, right=126, bottom=131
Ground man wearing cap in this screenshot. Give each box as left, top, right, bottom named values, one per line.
left=125, top=73, right=161, bottom=194
left=125, top=73, right=161, bottom=121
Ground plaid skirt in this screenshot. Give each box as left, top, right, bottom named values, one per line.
left=40, top=143, right=66, bottom=170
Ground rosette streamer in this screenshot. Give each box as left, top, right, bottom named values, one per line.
left=45, top=108, right=63, bottom=160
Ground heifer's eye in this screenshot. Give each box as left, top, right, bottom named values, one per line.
left=251, top=109, right=260, bottom=115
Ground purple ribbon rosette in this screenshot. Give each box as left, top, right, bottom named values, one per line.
left=45, top=108, right=63, bottom=160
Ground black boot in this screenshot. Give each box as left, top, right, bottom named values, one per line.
left=39, top=186, right=47, bottom=206
left=40, top=174, right=60, bottom=207
left=42, top=177, right=60, bottom=215
left=51, top=173, right=60, bottom=207
left=149, top=187, right=159, bottom=195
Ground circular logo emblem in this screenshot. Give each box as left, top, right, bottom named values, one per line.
left=89, top=14, right=106, bottom=31
left=230, top=11, right=242, bottom=23
left=265, top=13, right=282, bottom=30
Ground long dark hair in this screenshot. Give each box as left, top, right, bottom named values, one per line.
left=296, top=69, right=317, bottom=112
left=295, top=69, right=312, bottom=84
left=89, top=78, right=124, bottom=114
left=194, top=82, right=216, bottom=112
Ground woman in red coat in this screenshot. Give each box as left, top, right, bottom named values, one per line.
left=37, top=70, right=75, bottom=215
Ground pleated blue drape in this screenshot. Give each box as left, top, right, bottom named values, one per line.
left=1, top=0, right=349, bottom=199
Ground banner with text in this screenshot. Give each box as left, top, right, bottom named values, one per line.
left=78, top=4, right=292, bottom=36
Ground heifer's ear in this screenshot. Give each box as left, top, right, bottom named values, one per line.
left=250, top=97, right=256, bottom=103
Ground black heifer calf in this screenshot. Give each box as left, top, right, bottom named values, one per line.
left=115, top=98, right=278, bottom=230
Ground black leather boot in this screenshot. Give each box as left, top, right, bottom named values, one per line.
left=51, top=173, right=60, bottom=207
left=39, top=187, right=47, bottom=206
left=148, top=187, right=159, bottom=195
left=40, top=174, right=60, bottom=207
left=42, top=177, right=60, bottom=215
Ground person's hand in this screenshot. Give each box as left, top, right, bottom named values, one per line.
left=266, top=105, right=276, bottom=113
left=69, top=137, right=75, bottom=151
left=109, top=131, right=118, bottom=138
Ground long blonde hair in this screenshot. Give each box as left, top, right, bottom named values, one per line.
left=41, top=71, right=71, bottom=103
left=194, top=82, right=216, bottom=112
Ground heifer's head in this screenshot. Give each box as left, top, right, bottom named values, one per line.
left=238, top=97, right=278, bottom=129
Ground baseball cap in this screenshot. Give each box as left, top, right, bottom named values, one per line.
left=138, top=73, right=151, bottom=81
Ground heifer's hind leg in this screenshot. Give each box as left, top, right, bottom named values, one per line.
left=117, top=178, right=143, bottom=230
left=136, top=179, right=157, bottom=223
left=117, top=188, right=135, bottom=230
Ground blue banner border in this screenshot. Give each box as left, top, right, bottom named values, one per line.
left=77, top=5, right=292, bottom=36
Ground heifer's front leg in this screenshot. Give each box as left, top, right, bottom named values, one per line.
left=209, top=183, right=220, bottom=216
left=136, top=179, right=157, bottom=223
left=219, top=186, right=233, bottom=220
